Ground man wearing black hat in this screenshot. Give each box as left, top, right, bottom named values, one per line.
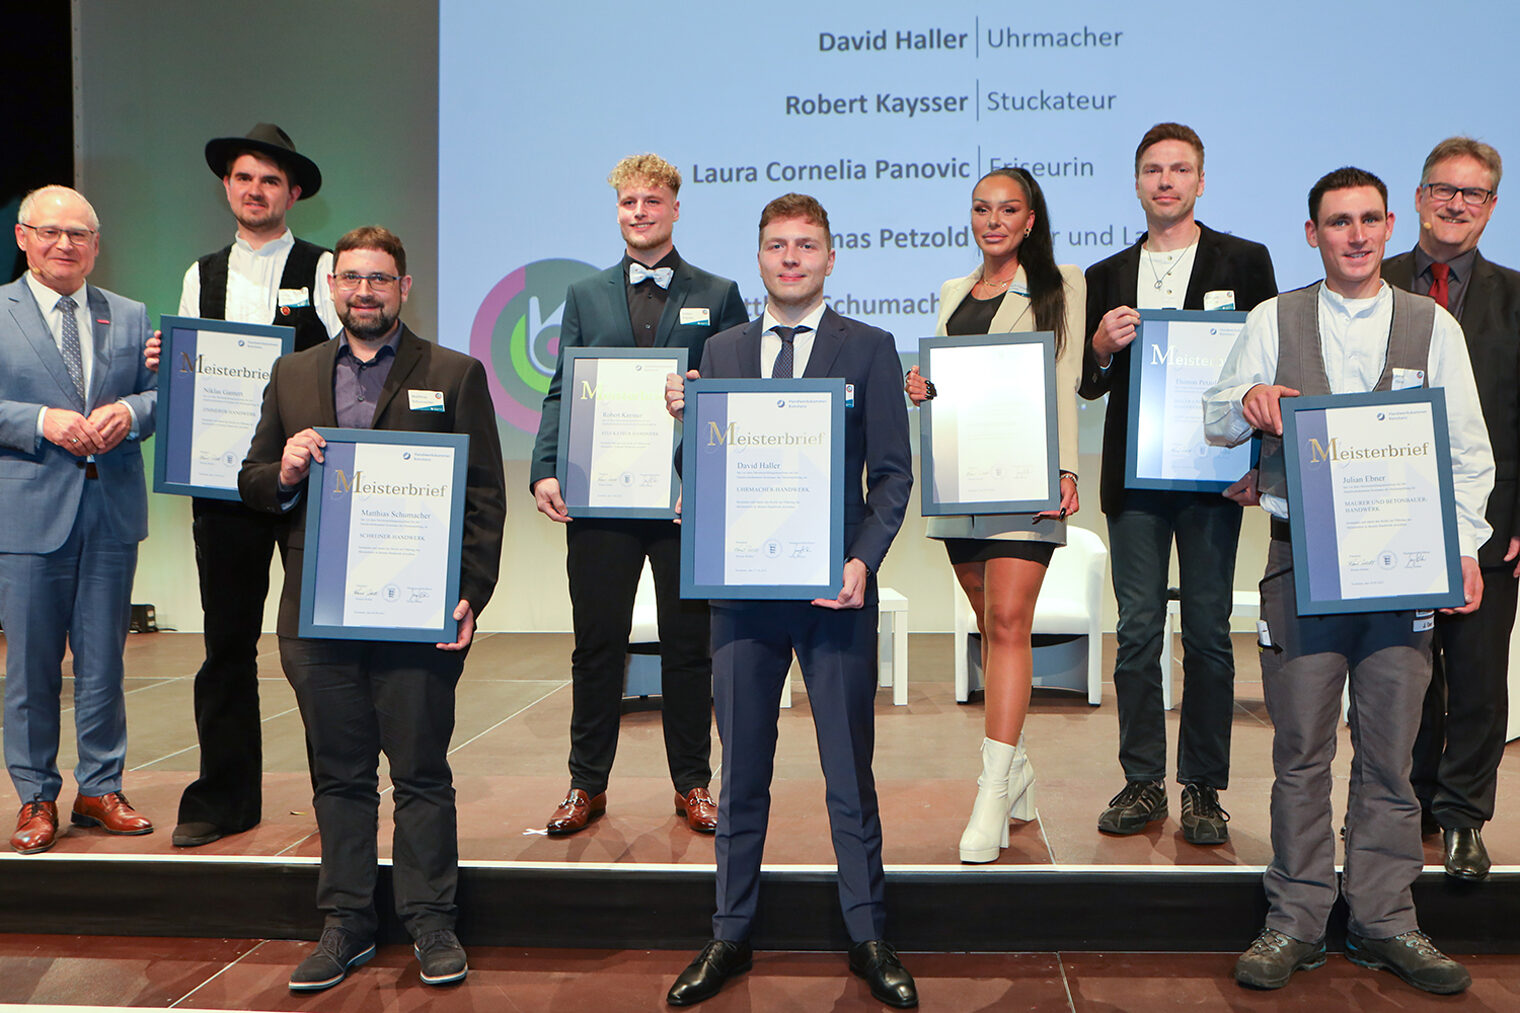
left=171, top=123, right=339, bottom=848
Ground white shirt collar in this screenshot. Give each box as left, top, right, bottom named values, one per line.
left=1318, top=279, right=1389, bottom=319
left=761, top=300, right=827, bottom=335
left=233, top=227, right=295, bottom=257
left=24, top=270, right=87, bottom=311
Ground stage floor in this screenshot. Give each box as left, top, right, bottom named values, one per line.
left=3, top=630, right=1517, bottom=873
left=5, top=933, right=1520, bottom=1011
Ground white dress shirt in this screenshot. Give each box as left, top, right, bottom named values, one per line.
left=179, top=228, right=340, bottom=335
left=23, top=271, right=141, bottom=449
left=760, top=301, right=828, bottom=378
left=1203, top=281, right=1494, bottom=557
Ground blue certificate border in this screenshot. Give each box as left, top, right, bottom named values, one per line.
left=1125, top=309, right=1254, bottom=493
left=919, top=331, right=1059, bottom=516
left=298, top=427, right=470, bottom=642
left=680, top=378, right=846, bottom=600
left=555, top=346, right=688, bottom=519
left=152, top=315, right=294, bottom=501
left=1282, top=388, right=1463, bottom=616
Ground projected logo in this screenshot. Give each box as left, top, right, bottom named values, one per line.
left=470, top=258, right=599, bottom=433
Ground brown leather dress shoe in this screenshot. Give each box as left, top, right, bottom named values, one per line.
left=546, top=789, right=606, bottom=835
left=71, top=792, right=154, bottom=835
left=676, top=787, right=718, bottom=834
left=11, top=798, right=59, bottom=854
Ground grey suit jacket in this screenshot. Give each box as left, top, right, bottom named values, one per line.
left=529, top=256, right=746, bottom=489
left=0, top=277, right=156, bottom=552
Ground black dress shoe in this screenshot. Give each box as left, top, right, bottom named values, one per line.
left=849, top=940, right=918, bottom=1008
left=1443, top=827, right=1491, bottom=880
left=667, top=939, right=751, bottom=1006
left=172, top=821, right=223, bottom=847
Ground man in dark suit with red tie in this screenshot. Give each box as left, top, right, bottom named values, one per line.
left=530, top=154, right=747, bottom=836
left=662, top=194, right=917, bottom=1008
left=240, top=226, right=505, bottom=991
left=1383, top=136, right=1520, bottom=881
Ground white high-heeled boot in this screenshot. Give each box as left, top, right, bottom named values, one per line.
left=959, top=736, right=1021, bottom=863
left=1006, top=736, right=1036, bottom=823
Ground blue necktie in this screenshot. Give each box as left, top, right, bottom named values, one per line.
left=771, top=325, right=810, bottom=379
left=56, top=295, right=86, bottom=411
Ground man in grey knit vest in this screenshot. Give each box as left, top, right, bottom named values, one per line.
left=1204, top=168, right=1493, bottom=996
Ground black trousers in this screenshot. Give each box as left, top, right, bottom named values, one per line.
left=176, top=498, right=287, bottom=832
left=1413, top=564, right=1518, bottom=828
left=280, top=636, right=463, bottom=941
left=564, top=518, right=712, bottom=796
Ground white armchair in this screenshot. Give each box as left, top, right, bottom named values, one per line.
left=954, top=526, right=1108, bottom=705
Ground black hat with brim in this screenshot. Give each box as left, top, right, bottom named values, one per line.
left=204, top=122, right=322, bottom=200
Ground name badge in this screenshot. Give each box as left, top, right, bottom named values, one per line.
left=277, top=286, right=311, bottom=308
left=408, top=389, right=445, bottom=412
left=845, top=383, right=855, bottom=408
left=1203, top=290, right=1236, bottom=311
left=1391, top=368, right=1426, bottom=391
left=679, top=307, right=711, bottom=326
left=1413, top=610, right=1435, bottom=632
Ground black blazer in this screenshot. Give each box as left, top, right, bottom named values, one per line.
left=698, top=307, right=913, bottom=582
left=530, top=257, right=747, bottom=489
left=240, top=325, right=508, bottom=635
left=1384, top=248, right=1520, bottom=566
left=1080, top=223, right=1278, bottom=515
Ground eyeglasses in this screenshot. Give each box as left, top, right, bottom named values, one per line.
left=1422, top=182, right=1496, bottom=207
left=332, top=271, right=401, bottom=291
left=18, top=223, right=96, bottom=245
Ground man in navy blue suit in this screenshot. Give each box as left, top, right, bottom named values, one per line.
left=662, top=194, right=917, bottom=1008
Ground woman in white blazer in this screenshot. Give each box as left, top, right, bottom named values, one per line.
left=906, top=167, right=1084, bottom=863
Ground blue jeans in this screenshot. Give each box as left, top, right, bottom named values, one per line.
left=1107, top=490, right=1242, bottom=787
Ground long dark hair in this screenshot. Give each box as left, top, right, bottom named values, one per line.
left=978, top=167, right=1067, bottom=355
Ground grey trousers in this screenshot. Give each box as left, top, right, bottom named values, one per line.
left=1258, top=538, right=1432, bottom=942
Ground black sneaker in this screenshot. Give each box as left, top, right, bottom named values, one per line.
left=414, top=928, right=468, bottom=985
left=1346, top=930, right=1471, bottom=994
left=1234, top=928, right=1325, bottom=989
left=289, top=927, right=375, bottom=991
left=1097, top=780, right=1166, bottom=834
left=1179, top=784, right=1230, bottom=844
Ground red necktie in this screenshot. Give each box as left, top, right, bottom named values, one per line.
left=1429, top=262, right=1450, bottom=309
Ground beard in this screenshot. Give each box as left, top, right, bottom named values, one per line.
left=338, top=300, right=399, bottom=340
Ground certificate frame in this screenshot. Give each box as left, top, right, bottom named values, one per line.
left=918, top=331, right=1059, bottom=516
left=299, top=427, right=470, bottom=642
left=1282, top=388, right=1464, bottom=616
left=152, top=315, right=294, bottom=500
left=1125, top=309, right=1253, bottom=493
left=680, top=378, right=845, bottom=600
left=555, top=346, right=687, bottom=519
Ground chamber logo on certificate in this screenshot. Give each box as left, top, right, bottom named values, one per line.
left=300, top=429, right=470, bottom=641
left=1127, top=310, right=1251, bottom=492
left=558, top=347, right=685, bottom=518
left=154, top=316, right=294, bottom=500
left=681, top=379, right=845, bottom=600
left=1284, top=388, right=1463, bottom=615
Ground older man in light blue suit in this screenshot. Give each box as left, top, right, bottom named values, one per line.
left=1, top=186, right=157, bottom=854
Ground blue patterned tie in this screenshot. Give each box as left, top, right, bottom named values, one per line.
left=56, top=295, right=86, bottom=411
left=770, top=325, right=810, bottom=379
